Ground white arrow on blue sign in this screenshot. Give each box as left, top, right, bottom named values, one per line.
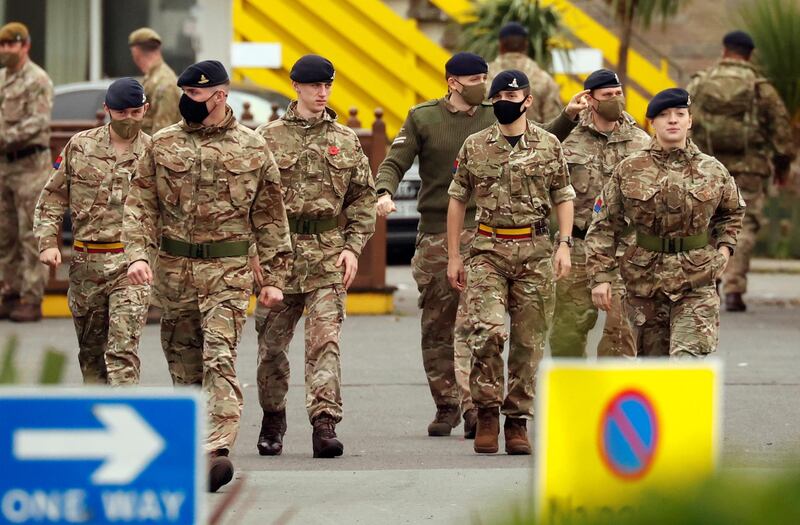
left=0, top=389, right=204, bottom=525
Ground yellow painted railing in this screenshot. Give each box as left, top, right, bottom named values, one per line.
left=233, top=0, right=453, bottom=136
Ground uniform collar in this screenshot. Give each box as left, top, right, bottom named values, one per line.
left=100, top=124, right=148, bottom=161
left=146, top=59, right=164, bottom=77
left=283, top=100, right=338, bottom=127
left=485, top=120, right=540, bottom=151
left=578, top=109, right=642, bottom=143
left=646, top=136, right=701, bottom=160
left=180, top=105, right=237, bottom=134
left=717, top=57, right=757, bottom=72
left=443, top=94, right=479, bottom=116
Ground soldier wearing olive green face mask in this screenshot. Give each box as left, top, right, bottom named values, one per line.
left=549, top=68, right=651, bottom=360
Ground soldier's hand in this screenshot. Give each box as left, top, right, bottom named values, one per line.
left=718, top=246, right=732, bottom=274
left=337, top=249, right=359, bottom=290
left=447, top=257, right=466, bottom=292
left=376, top=194, right=397, bottom=217
left=564, top=90, right=591, bottom=120
left=128, top=260, right=153, bottom=285
left=250, top=255, right=264, bottom=287
left=258, top=286, right=284, bottom=308
left=553, top=244, right=572, bottom=281
left=39, top=248, right=61, bottom=269
left=591, top=283, right=613, bottom=312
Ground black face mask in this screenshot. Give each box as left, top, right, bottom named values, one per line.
left=179, top=91, right=218, bottom=124
left=493, top=99, right=526, bottom=125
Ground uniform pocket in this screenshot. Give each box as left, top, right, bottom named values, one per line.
left=1, top=92, right=26, bottom=122
left=474, top=172, right=500, bottom=210
left=688, top=184, right=719, bottom=229
left=621, top=180, right=658, bottom=228
left=70, top=166, right=106, bottom=220
left=224, top=156, right=261, bottom=208
left=568, top=159, right=592, bottom=195
left=155, top=151, right=193, bottom=208
left=325, top=150, right=355, bottom=198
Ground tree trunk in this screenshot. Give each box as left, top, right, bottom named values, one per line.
left=617, top=1, right=636, bottom=87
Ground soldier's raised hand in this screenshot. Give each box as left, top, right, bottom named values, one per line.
left=564, top=89, right=591, bottom=120
left=39, top=248, right=61, bottom=269
left=128, top=260, right=153, bottom=285
left=376, top=194, right=397, bottom=217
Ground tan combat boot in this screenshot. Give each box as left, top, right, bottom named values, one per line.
left=427, top=404, right=462, bottom=436
left=504, top=417, right=532, bottom=455
left=474, top=407, right=500, bottom=454
left=9, top=300, right=42, bottom=323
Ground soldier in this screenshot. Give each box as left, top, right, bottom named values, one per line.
left=447, top=70, right=575, bottom=455
left=253, top=55, right=376, bottom=459
left=34, top=78, right=151, bottom=385
left=586, top=89, right=745, bottom=358
left=123, top=60, right=292, bottom=492
left=549, top=69, right=650, bottom=358
left=487, top=22, right=562, bottom=124
left=687, top=30, right=795, bottom=312
left=376, top=52, right=585, bottom=439
left=129, top=27, right=181, bottom=136
left=0, top=22, right=53, bottom=322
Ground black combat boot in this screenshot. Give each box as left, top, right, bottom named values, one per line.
left=208, top=449, right=234, bottom=493
left=725, top=292, right=747, bottom=312
left=312, top=415, right=343, bottom=458
left=257, top=409, right=287, bottom=456
left=463, top=408, right=478, bottom=439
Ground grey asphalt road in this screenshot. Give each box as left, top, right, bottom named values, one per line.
left=3, top=266, right=800, bottom=524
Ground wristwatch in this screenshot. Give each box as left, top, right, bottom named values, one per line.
left=556, top=235, right=574, bottom=248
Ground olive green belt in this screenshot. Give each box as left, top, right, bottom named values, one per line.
left=635, top=231, right=709, bottom=253
left=160, top=237, right=249, bottom=259
left=288, top=217, right=338, bottom=235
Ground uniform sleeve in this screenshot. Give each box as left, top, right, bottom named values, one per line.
left=710, top=168, right=746, bottom=252
left=549, top=143, right=576, bottom=204
left=34, top=144, right=69, bottom=251
left=537, top=110, right=577, bottom=143
left=539, top=76, right=563, bottom=122
left=342, top=149, right=377, bottom=257
left=251, top=149, right=292, bottom=289
left=1, top=75, right=52, bottom=149
left=122, top=144, right=160, bottom=265
left=375, top=109, right=421, bottom=196
left=585, top=167, right=627, bottom=286
left=685, top=72, right=704, bottom=100
left=447, top=143, right=473, bottom=202
left=757, top=82, right=795, bottom=162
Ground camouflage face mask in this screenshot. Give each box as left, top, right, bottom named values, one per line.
left=110, top=118, right=142, bottom=140
left=0, top=51, right=20, bottom=69
left=595, top=96, right=625, bottom=122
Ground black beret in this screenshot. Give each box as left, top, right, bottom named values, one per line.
left=499, top=22, right=528, bottom=39
left=177, top=60, right=229, bottom=88
left=445, top=52, right=488, bottom=76
left=584, top=68, right=621, bottom=90
left=105, top=77, right=146, bottom=110
left=646, top=88, right=691, bottom=119
left=290, top=55, right=335, bottom=83
left=723, top=30, right=755, bottom=51
left=488, top=69, right=530, bottom=99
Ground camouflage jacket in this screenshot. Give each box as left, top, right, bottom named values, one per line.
left=449, top=121, right=575, bottom=229
left=0, top=60, right=53, bottom=152
left=141, top=60, right=181, bottom=136
left=562, top=109, right=650, bottom=260
left=487, top=53, right=562, bottom=123
left=35, top=124, right=151, bottom=252
left=256, top=102, right=376, bottom=293
left=585, top=138, right=745, bottom=300
left=687, top=58, right=795, bottom=176
left=123, top=107, right=292, bottom=289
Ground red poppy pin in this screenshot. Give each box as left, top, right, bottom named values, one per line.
left=328, top=146, right=340, bottom=156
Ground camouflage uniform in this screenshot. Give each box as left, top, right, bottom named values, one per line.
left=141, top=60, right=181, bottom=136
left=550, top=110, right=650, bottom=358
left=687, top=59, right=795, bottom=297
left=585, top=139, right=745, bottom=357
left=0, top=59, right=53, bottom=305
left=487, top=53, right=562, bottom=124
left=123, top=107, right=292, bottom=451
left=448, top=121, right=575, bottom=418
left=34, top=125, right=151, bottom=384
left=254, top=102, right=376, bottom=424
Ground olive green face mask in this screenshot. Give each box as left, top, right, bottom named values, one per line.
left=110, top=118, right=142, bottom=139
left=456, top=80, right=487, bottom=106
left=0, top=51, right=20, bottom=69
left=595, top=95, right=625, bottom=122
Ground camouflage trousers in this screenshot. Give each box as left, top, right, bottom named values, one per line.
left=723, top=173, right=765, bottom=295
left=625, top=285, right=719, bottom=358
left=158, top=255, right=249, bottom=452
left=0, top=150, right=50, bottom=302
left=68, top=251, right=150, bottom=385
left=255, top=285, right=346, bottom=423
left=466, top=239, right=555, bottom=419
left=550, top=240, right=635, bottom=357
left=411, top=230, right=475, bottom=413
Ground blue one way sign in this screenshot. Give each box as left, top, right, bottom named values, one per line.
left=0, top=389, right=204, bottom=524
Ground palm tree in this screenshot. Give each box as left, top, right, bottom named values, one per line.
left=459, top=0, right=565, bottom=71
left=605, top=0, right=688, bottom=84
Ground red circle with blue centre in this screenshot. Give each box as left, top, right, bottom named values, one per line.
left=599, top=390, right=659, bottom=480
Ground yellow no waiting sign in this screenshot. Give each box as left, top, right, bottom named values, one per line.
left=534, top=359, right=721, bottom=521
